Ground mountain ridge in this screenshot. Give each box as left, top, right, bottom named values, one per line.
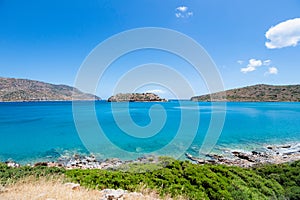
left=0, top=77, right=101, bottom=102
left=191, top=84, right=300, bottom=102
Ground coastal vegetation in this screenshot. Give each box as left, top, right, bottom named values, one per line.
left=1, top=159, right=299, bottom=199
left=191, top=84, right=300, bottom=102
left=0, top=77, right=100, bottom=101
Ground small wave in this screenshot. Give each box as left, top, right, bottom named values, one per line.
left=0, top=117, right=43, bottom=125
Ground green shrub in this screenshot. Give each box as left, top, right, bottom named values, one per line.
left=0, top=163, right=65, bottom=185
left=2, top=160, right=300, bottom=199
left=65, top=160, right=286, bottom=199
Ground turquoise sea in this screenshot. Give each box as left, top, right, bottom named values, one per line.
left=0, top=101, right=300, bottom=164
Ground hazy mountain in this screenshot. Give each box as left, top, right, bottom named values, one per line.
left=191, top=84, right=300, bottom=102
left=0, top=77, right=101, bottom=102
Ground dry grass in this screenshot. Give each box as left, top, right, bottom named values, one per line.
left=0, top=176, right=101, bottom=200
left=0, top=177, right=186, bottom=200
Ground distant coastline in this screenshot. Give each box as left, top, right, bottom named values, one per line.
left=0, top=77, right=101, bottom=102
left=0, top=99, right=102, bottom=103
left=1, top=77, right=300, bottom=102
left=191, top=84, right=300, bottom=102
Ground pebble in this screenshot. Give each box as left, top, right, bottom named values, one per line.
left=64, top=182, right=81, bottom=190
left=5, top=161, right=19, bottom=168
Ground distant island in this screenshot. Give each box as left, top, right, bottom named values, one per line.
left=191, top=84, right=300, bottom=102
left=0, top=77, right=101, bottom=102
left=108, top=93, right=167, bottom=102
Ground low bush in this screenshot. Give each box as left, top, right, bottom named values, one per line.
left=1, top=160, right=300, bottom=199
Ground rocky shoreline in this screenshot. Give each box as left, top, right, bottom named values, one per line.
left=4, top=143, right=300, bottom=169
left=186, top=143, right=300, bottom=167
left=4, top=154, right=161, bottom=170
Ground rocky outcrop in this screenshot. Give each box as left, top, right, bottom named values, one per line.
left=0, top=77, right=101, bottom=102
left=108, top=93, right=167, bottom=102
left=5, top=161, right=20, bottom=168
left=191, top=84, right=300, bottom=102
left=100, top=189, right=128, bottom=200
left=4, top=154, right=161, bottom=170
left=6, top=144, right=300, bottom=169
left=99, top=189, right=155, bottom=200
left=33, top=154, right=160, bottom=170
left=63, top=185, right=154, bottom=199
left=64, top=182, right=81, bottom=190
left=185, top=143, right=300, bottom=167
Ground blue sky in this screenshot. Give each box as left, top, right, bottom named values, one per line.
left=0, top=0, right=300, bottom=99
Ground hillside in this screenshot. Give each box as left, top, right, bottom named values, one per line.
left=1, top=159, right=300, bottom=199
left=0, top=77, right=101, bottom=102
left=191, top=84, right=300, bottom=102
left=108, top=93, right=167, bottom=102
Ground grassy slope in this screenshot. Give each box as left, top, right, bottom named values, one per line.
left=1, top=160, right=300, bottom=200
left=0, top=177, right=103, bottom=200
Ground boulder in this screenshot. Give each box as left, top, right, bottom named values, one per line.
left=101, top=189, right=128, bottom=200
left=64, top=182, right=80, bottom=190
left=34, top=162, right=48, bottom=167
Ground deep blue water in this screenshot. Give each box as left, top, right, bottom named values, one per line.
left=0, top=101, right=299, bottom=164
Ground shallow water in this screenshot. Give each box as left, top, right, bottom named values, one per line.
left=0, top=101, right=299, bottom=164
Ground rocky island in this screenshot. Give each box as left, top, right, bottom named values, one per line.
left=0, top=77, right=101, bottom=102
left=107, top=93, right=167, bottom=102
left=191, top=84, right=300, bottom=102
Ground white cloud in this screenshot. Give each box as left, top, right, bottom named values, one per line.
left=265, top=67, right=278, bottom=75
left=241, top=66, right=256, bottom=73
left=175, top=6, right=193, bottom=18
left=145, top=89, right=165, bottom=94
left=237, top=60, right=244, bottom=65
left=265, top=18, right=300, bottom=49
left=176, top=6, right=188, bottom=12
left=263, top=59, right=271, bottom=66
left=241, top=59, right=262, bottom=73
left=241, top=59, right=274, bottom=73
left=187, top=12, right=193, bottom=17
left=175, top=13, right=183, bottom=18
left=249, top=59, right=263, bottom=67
